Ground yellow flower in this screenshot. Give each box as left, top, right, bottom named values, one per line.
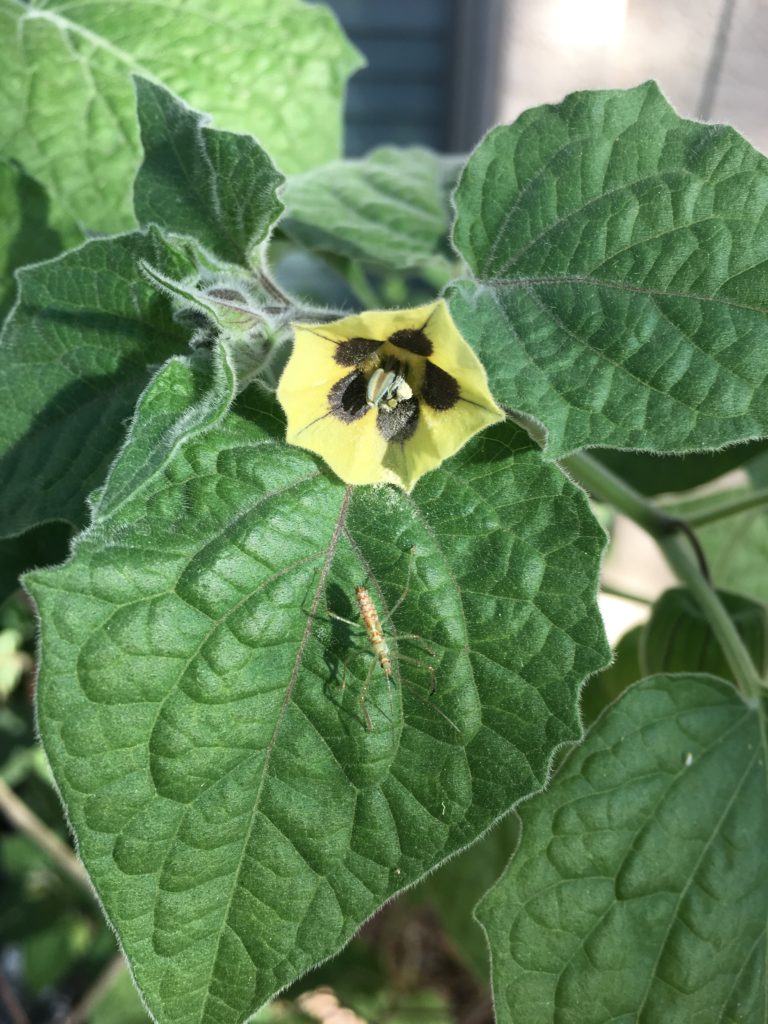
left=276, top=299, right=503, bottom=491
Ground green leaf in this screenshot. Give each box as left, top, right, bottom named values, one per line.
left=280, top=148, right=462, bottom=270
left=29, top=366, right=608, bottom=1023
left=133, top=79, right=284, bottom=268
left=0, top=0, right=362, bottom=237
left=591, top=440, right=768, bottom=496
left=0, top=161, right=62, bottom=322
left=0, top=228, right=195, bottom=537
left=477, top=674, right=768, bottom=1024
left=642, top=587, right=768, bottom=683
left=450, top=82, right=768, bottom=459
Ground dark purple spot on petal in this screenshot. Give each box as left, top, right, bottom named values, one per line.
left=334, top=337, right=383, bottom=366
left=421, top=361, right=460, bottom=411
left=388, top=328, right=433, bottom=356
left=329, top=371, right=369, bottom=422
left=376, top=398, right=420, bottom=443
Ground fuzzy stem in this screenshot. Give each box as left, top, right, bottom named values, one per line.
left=677, top=486, right=768, bottom=528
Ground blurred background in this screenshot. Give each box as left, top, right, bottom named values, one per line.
left=319, top=0, right=766, bottom=157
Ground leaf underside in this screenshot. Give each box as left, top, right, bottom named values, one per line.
left=133, top=79, right=284, bottom=268
left=29, top=356, right=609, bottom=1024
left=478, top=674, right=768, bottom=1024
left=450, top=82, right=768, bottom=458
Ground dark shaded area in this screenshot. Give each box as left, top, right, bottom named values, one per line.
left=376, top=397, right=420, bottom=442
left=320, top=0, right=459, bottom=153
left=0, top=522, right=72, bottom=606
left=333, top=337, right=383, bottom=366
left=388, top=327, right=433, bottom=356
left=592, top=438, right=768, bottom=496
left=0, top=164, right=62, bottom=323
left=329, top=370, right=369, bottom=422
left=422, top=361, right=460, bottom=411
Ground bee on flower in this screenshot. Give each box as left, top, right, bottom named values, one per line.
left=276, top=300, right=503, bottom=491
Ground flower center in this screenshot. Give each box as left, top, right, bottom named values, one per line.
left=365, top=356, right=413, bottom=410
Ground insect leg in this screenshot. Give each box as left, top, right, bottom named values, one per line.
left=383, top=546, right=418, bottom=622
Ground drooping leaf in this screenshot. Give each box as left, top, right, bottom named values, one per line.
left=450, top=82, right=768, bottom=458
left=642, top=587, right=768, bottom=683
left=0, top=0, right=362, bottom=237
left=0, top=228, right=195, bottom=537
left=592, top=439, right=768, bottom=496
left=0, top=160, right=62, bottom=322
left=477, top=674, right=768, bottom=1024
left=280, top=148, right=462, bottom=270
left=133, top=79, right=284, bottom=268
left=29, top=363, right=608, bottom=1024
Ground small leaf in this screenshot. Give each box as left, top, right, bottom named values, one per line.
left=0, top=228, right=195, bottom=536
left=134, top=79, right=284, bottom=268
left=642, top=587, right=768, bottom=682
left=0, top=160, right=62, bottom=322
left=281, top=148, right=462, bottom=270
left=0, top=0, right=363, bottom=237
left=450, top=82, right=768, bottom=458
left=477, top=674, right=768, bottom=1024
left=30, top=366, right=608, bottom=1023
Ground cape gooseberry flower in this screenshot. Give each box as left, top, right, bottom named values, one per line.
left=276, top=299, right=503, bottom=491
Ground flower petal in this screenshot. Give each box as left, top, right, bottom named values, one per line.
left=277, top=299, right=503, bottom=490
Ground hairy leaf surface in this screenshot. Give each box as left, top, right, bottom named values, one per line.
left=0, top=0, right=362, bottom=236
left=0, top=229, right=195, bottom=536
left=450, top=82, right=768, bottom=458
left=29, top=360, right=608, bottom=1024
left=134, top=80, right=284, bottom=268
left=478, top=674, right=768, bottom=1024
left=281, top=148, right=462, bottom=269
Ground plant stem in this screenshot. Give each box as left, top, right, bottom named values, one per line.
left=63, top=955, right=127, bottom=1024
left=343, top=260, right=382, bottom=309
left=676, top=486, right=768, bottom=528
left=564, top=451, right=765, bottom=701
left=0, top=968, right=29, bottom=1024
left=600, top=582, right=653, bottom=605
left=0, top=778, right=92, bottom=892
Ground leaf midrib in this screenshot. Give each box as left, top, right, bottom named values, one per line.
left=197, top=485, right=352, bottom=1024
